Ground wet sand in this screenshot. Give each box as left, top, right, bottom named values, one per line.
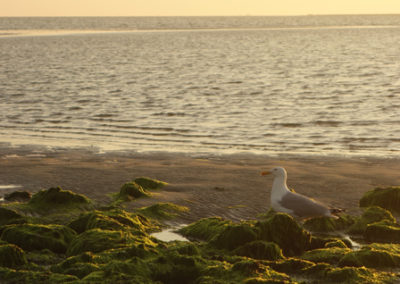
left=1, top=147, right=399, bottom=222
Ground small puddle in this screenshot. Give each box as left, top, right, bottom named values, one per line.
left=152, top=227, right=189, bottom=242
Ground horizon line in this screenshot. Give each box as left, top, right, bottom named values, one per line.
left=1, top=13, right=400, bottom=18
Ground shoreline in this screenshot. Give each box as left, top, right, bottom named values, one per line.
left=1, top=145, right=400, bottom=222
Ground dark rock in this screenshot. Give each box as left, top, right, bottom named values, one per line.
left=211, top=223, right=258, bottom=250
left=28, top=186, right=92, bottom=210
left=0, top=244, right=27, bottom=268
left=359, top=186, right=400, bottom=215
left=118, top=182, right=150, bottom=201
left=256, top=213, right=311, bottom=256
left=1, top=223, right=77, bottom=254
left=178, top=217, right=232, bottom=241
left=4, top=191, right=32, bottom=202
left=0, top=207, right=26, bottom=226
left=234, top=241, right=284, bottom=260
left=347, top=206, right=396, bottom=234
left=364, top=220, right=400, bottom=243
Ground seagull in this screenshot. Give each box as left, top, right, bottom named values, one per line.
left=261, top=167, right=341, bottom=219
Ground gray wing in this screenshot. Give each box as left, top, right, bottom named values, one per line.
left=279, top=191, right=330, bottom=218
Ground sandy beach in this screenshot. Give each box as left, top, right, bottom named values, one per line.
left=1, top=146, right=399, bottom=222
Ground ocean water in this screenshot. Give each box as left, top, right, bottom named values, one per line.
left=1, top=16, right=400, bottom=157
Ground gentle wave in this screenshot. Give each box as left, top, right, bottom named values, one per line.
left=1, top=16, right=400, bottom=157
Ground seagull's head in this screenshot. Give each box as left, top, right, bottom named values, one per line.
left=261, top=167, right=287, bottom=178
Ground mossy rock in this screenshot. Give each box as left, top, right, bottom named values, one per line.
left=68, top=209, right=152, bottom=234
left=0, top=244, right=27, bottom=268
left=1, top=223, right=77, bottom=253
left=234, top=241, right=284, bottom=261
left=171, top=242, right=200, bottom=256
left=66, top=228, right=144, bottom=256
left=338, top=246, right=400, bottom=268
left=26, top=248, right=63, bottom=266
left=68, top=211, right=124, bottom=233
left=0, top=267, right=79, bottom=283
left=51, top=252, right=99, bottom=279
left=134, top=177, right=167, bottom=190
left=326, top=266, right=389, bottom=283
left=117, top=182, right=150, bottom=201
left=360, top=186, right=400, bottom=215
left=0, top=207, right=27, bottom=226
left=309, top=235, right=351, bottom=251
left=137, top=202, right=189, bottom=220
left=301, top=247, right=351, bottom=264
left=347, top=206, right=396, bottom=234
left=100, top=257, right=153, bottom=282
left=301, top=262, right=331, bottom=278
left=150, top=253, right=203, bottom=284
left=4, top=191, right=32, bottom=202
left=256, top=213, right=311, bottom=256
left=178, top=217, right=232, bottom=242
left=211, top=223, right=258, bottom=250
left=303, top=214, right=355, bottom=232
left=324, top=239, right=348, bottom=249
left=231, top=259, right=290, bottom=282
left=364, top=220, right=400, bottom=243
left=368, top=243, right=400, bottom=255
left=267, top=258, right=314, bottom=275
left=28, top=186, right=92, bottom=210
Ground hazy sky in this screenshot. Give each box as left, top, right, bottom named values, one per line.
left=2, top=0, right=400, bottom=17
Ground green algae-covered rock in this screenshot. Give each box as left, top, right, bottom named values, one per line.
left=68, top=211, right=124, bottom=233
left=256, top=213, right=311, bottom=256
left=231, top=259, right=291, bottom=282
left=179, top=217, right=232, bottom=242
left=150, top=253, right=203, bottom=284
left=1, top=224, right=77, bottom=253
left=347, top=206, right=396, bottom=234
left=66, top=228, right=146, bottom=256
left=234, top=241, right=284, bottom=261
left=364, top=220, right=400, bottom=243
left=172, top=242, right=200, bottom=256
left=134, top=177, right=167, bottom=190
left=0, top=267, right=79, bottom=283
left=0, top=207, right=27, bottom=226
left=51, top=252, right=98, bottom=278
left=324, top=239, right=349, bottom=249
left=301, top=247, right=351, bottom=264
left=26, top=248, right=63, bottom=266
left=308, top=235, right=352, bottom=251
left=360, top=186, right=400, bottom=215
left=29, top=186, right=92, bottom=210
left=326, top=266, right=394, bottom=283
left=368, top=243, right=400, bottom=255
left=118, top=182, right=150, bottom=201
left=68, top=209, right=153, bottom=234
left=211, top=223, right=258, bottom=250
left=137, top=202, right=189, bottom=220
left=0, top=244, right=27, bottom=268
left=303, top=214, right=355, bottom=232
left=338, top=246, right=400, bottom=268
left=267, top=258, right=314, bottom=275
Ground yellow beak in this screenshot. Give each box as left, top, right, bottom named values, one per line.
left=261, top=171, right=271, bottom=176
